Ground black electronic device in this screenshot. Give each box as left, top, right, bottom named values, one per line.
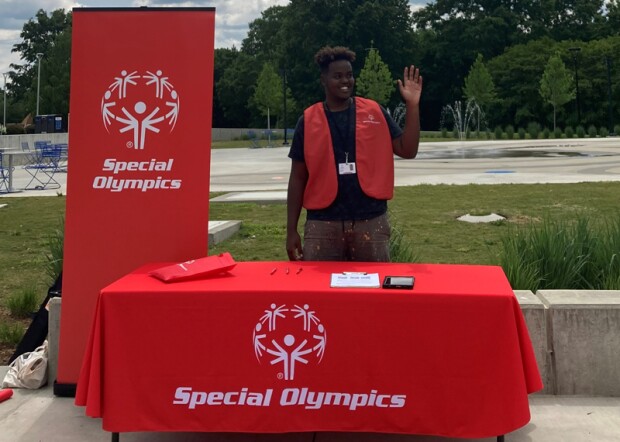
left=382, top=276, right=415, bottom=290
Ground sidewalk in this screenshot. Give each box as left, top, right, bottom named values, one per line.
left=1, top=367, right=619, bottom=442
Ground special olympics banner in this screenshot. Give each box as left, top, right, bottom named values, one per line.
left=58, top=7, right=215, bottom=391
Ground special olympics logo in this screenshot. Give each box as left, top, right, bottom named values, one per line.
left=101, top=69, right=180, bottom=150
left=253, top=303, right=327, bottom=381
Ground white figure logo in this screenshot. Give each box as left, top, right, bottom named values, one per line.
left=253, top=303, right=327, bottom=380
left=101, top=69, right=180, bottom=149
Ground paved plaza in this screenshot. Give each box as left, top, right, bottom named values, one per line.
left=2, top=137, right=620, bottom=199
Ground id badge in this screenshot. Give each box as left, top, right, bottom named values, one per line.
left=338, top=162, right=357, bottom=175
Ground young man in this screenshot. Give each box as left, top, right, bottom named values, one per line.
left=286, top=45, right=422, bottom=262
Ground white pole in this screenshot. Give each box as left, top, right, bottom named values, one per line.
left=2, top=72, right=7, bottom=132
left=36, top=53, right=43, bottom=116
left=267, top=107, right=271, bottom=146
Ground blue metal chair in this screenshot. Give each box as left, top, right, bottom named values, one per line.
left=247, top=130, right=261, bottom=148
left=0, top=152, right=12, bottom=193
left=23, top=141, right=62, bottom=190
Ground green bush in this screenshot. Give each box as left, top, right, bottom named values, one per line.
left=588, top=125, right=598, bottom=138
left=600, top=126, right=609, bottom=138
left=505, top=125, right=514, bottom=140
left=565, top=126, right=574, bottom=138
left=527, top=122, right=541, bottom=139
left=554, top=126, right=563, bottom=138
left=494, top=126, right=503, bottom=140
left=452, top=127, right=459, bottom=139
left=614, top=124, right=620, bottom=135
left=46, top=217, right=64, bottom=284
left=543, top=127, right=550, bottom=139
left=389, top=222, right=419, bottom=263
left=441, top=127, right=448, bottom=138
left=0, top=323, right=24, bottom=346
left=500, top=215, right=620, bottom=291
left=518, top=127, right=526, bottom=139
left=6, top=286, right=40, bottom=318
left=576, top=125, right=585, bottom=138
left=485, top=129, right=492, bottom=139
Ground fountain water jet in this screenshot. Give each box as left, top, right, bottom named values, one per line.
left=440, top=99, right=485, bottom=141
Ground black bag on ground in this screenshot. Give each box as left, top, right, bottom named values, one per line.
left=7, top=272, right=62, bottom=365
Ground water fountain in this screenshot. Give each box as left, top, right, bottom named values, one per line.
left=440, top=99, right=484, bottom=141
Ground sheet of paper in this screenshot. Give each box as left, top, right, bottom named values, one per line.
left=330, top=272, right=380, bottom=288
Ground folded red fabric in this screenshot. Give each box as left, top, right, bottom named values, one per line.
left=0, top=389, right=13, bottom=403
left=149, top=253, right=236, bottom=283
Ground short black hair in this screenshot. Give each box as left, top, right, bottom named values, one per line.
left=314, top=46, right=356, bottom=73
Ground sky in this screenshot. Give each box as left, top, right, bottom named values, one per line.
left=0, top=0, right=430, bottom=80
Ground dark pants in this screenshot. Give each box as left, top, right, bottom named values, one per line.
left=302, top=213, right=391, bottom=262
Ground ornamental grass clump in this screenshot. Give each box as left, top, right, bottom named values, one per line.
left=389, top=217, right=418, bottom=263
left=500, top=215, right=620, bottom=291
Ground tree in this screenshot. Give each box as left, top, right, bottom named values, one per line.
left=216, top=51, right=261, bottom=127
left=356, top=47, right=394, bottom=105
left=463, top=54, right=497, bottom=130
left=9, top=9, right=72, bottom=116
left=463, top=54, right=497, bottom=108
left=250, top=63, right=283, bottom=127
left=249, top=62, right=297, bottom=128
left=487, top=38, right=558, bottom=128
left=540, top=53, right=575, bottom=131
left=38, top=27, right=72, bottom=116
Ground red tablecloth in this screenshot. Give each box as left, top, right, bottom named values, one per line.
left=76, top=261, right=542, bottom=437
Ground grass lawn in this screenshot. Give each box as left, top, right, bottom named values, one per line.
left=1, top=181, right=619, bottom=361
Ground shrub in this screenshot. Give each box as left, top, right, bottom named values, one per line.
left=565, top=126, right=574, bottom=138
left=576, top=125, right=585, bottom=138
left=588, top=125, right=598, bottom=138
left=527, top=122, right=541, bottom=139
left=0, top=323, right=24, bottom=346
left=389, top=215, right=419, bottom=263
left=452, top=127, right=459, bottom=139
left=554, top=126, right=563, bottom=138
left=543, top=127, right=550, bottom=139
left=485, top=129, right=492, bottom=139
left=505, top=125, right=514, bottom=140
left=441, top=127, right=448, bottom=138
left=518, top=127, right=526, bottom=139
left=600, top=126, right=609, bottom=138
left=494, top=126, right=503, bottom=140
left=46, top=218, right=64, bottom=284
left=6, top=286, right=40, bottom=318
left=499, top=215, right=620, bottom=291
left=466, top=128, right=471, bottom=139
left=615, top=124, right=620, bottom=135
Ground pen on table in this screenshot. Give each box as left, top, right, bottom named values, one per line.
left=270, top=268, right=277, bottom=275
left=296, top=267, right=303, bottom=275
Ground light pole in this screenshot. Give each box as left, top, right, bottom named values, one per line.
left=36, top=52, right=43, bottom=116
left=2, top=72, right=8, bottom=133
left=569, top=47, right=581, bottom=127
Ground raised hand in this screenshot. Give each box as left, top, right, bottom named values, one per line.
left=397, top=65, right=423, bottom=106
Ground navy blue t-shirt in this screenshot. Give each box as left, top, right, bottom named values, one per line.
left=288, top=98, right=403, bottom=221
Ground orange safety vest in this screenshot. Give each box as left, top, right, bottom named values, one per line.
left=303, top=97, right=394, bottom=209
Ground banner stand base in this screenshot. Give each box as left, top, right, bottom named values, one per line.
left=53, top=380, right=77, bottom=397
